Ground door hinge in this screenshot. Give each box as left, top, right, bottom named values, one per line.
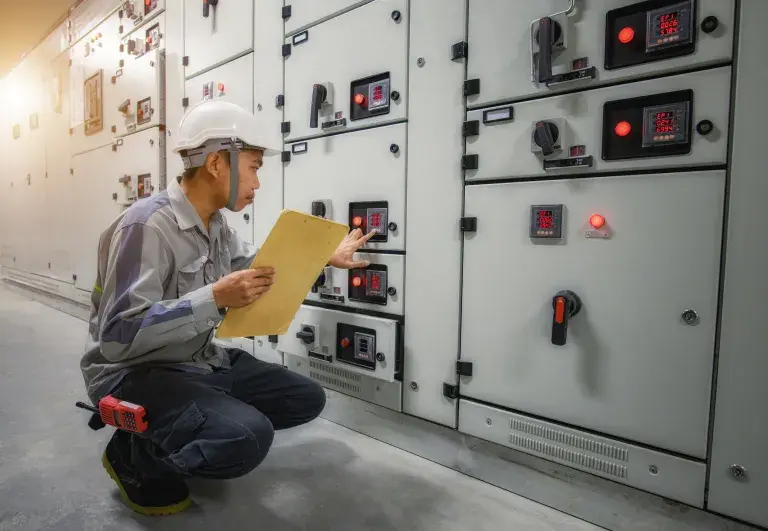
left=463, top=120, right=479, bottom=137
left=182, top=56, right=189, bottom=66
left=281, top=151, right=291, bottom=162
left=451, top=41, right=468, bottom=61
left=442, top=383, right=459, bottom=400
left=464, top=79, right=480, bottom=96
left=461, top=154, right=478, bottom=170
left=457, top=361, right=473, bottom=376
left=275, top=94, right=284, bottom=107
left=182, top=97, right=189, bottom=108
left=281, top=121, right=291, bottom=134
left=282, top=44, right=292, bottom=57
left=282, top=5, right=292, bottom=19
left=460, top=217, right=477, bottom=233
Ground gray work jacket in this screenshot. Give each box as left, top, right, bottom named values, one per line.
left=80, top=176, right=257, bottom=402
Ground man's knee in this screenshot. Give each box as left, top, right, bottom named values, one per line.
left=298, top=379, right=326, bottom=424
left=164, top=404, right=275, bottom=479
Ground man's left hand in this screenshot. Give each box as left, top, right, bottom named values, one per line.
left=328, top=229, right=377, bottom=269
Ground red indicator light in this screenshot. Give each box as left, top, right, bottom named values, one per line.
left=354, top=93, right=366, bottom=105
left=589, top=214, right=606, bottom=229
left=341, top=337, right=350, bottom=348
left=218, top=82, right=225, bottom=92
left=352, top=216, right=363, bottom=227
left=352, top=276, right=363, bottom=288
left=618, top=26, right=635, bottom=44
left=615, top=121, right=632, bottom=137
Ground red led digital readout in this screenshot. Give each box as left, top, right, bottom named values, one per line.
left=537, top=210, right=554, bottom=230
left=654, top=111, right=676, bottom=133
left=370, top=273, right=381, bottom=292
left=370, top=213, right=382, bottom=228
left=659, top=11, right=680, bottom=35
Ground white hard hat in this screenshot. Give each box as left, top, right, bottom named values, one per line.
left=172, top=100, right=280, bottom=210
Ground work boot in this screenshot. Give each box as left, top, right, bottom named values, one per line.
left=102, top=432, right=191, bottom=516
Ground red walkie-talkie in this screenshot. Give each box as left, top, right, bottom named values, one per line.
left=76, top=395, right=149, bottom=434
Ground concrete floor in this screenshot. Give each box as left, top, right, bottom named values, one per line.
left=0, top=284, right=604, bottom=531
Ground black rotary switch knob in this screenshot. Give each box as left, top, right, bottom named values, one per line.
left=376, top=352, right=386, bottom=362
left=696, top=120, right=714, bottom=136
left=701, top=16, right=719, bottom=34
left=296, top=326, right=315, bottom=345
left=388, top=221, right=398, bottom=232
left=551, top=290, right=582, bottom=346
left=391, top=90, right=400, bottom=102
left=533, top=121, right=559, bottom=156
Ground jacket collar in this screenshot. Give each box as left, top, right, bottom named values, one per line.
left=168, top=176, right=223, bottom=235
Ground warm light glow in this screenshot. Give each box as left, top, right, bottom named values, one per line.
left=589, top=214, right=606, bottom=229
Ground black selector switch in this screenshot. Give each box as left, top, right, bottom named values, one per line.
left=203, top=0, right=218, bottom=18
left=534, top=121, right=559, bottom=156
left=311, top=270, right=326, bottom=293
left=311, top=200, right=326, bottom=218
left=296, top=326, right=315, bottom=345
left=696, top=119, right=714, bottom=136
left=310, top=84, right=328, bottom=129
left=536, top=17, right=554, bottom=83
left=551, top=290, right=582, bottom=346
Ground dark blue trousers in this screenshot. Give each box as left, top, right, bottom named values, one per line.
left=110, top=349, right=326, bottom=479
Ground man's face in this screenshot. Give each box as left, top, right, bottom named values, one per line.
left=212, top=149, right=263, bottom=212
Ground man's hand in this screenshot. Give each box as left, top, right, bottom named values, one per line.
left=328, top=229, right=377, bottom=269
left=212, top=268, right=275, bottom=309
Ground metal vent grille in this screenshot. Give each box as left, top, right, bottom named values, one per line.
left=308, top=361, right=362, bottom=396
left=309, top=361, right=362, bottom=382
left=509, top=434, right=628, bottom=479
left=510, top=418, right=629, bottom=461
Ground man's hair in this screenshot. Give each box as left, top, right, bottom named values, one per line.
left=182, top=150, right=230, bottom=180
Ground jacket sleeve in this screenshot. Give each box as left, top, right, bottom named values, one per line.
left=226, top=223, right=259, bottom=272
left=97, top=223, right=223, bottom=363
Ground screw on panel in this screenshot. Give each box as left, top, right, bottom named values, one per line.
left=649, top=465, right=658, bottom=475
left=410, top=381, right=419, bottom=391
left=257, top=103, right=262, bottom=111
left=391, top=10, right=402, bottom=22
left=730, top=465, right=748, bottom=480
left=486, top=418, right=492, bottom=426
left=417, top=57, right=426, bottom=67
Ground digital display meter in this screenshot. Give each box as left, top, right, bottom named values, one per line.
left=642, top=101, right=690, bottom=147
left=530, top=204, right=564, bottom=240
left=646, top=1, right=693, bottom=52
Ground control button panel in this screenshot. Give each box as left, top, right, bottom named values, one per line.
left=602, top=89, right=693, bottom=160
left=349, top=201, right=389, bottom=242
left=349, top=265, right=388, bottom=305
left=137, top=174, right=152, bottom=199
left=605, top=0, right=695, bottom=70
left=530, top=204, right=564, bottom=241
left=136, top=97, right=152, bottom=125
left=145, top=23, right=162, bottom=52
left=337, top=323, right=377, bottom=370
left=350, top=72, right=391, bottom=122
left=145, top=0, right=159, bottom=15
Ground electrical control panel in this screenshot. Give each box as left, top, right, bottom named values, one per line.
left=466, top=0, right=735, bottom=107
left=602, top=89, right=692, bottom=160
left=120, top=0, right=164, bottom=32
left=460, top=172, right=725, bottom=458
left=306, top=254, right=404, bottom=314
left=112, top=48, right=164, bottom=136
left=282, top=0, right=408, bottom=140
left=464, top=67, right=730, bottom=182
left=281, top=305, right=401, bottom=383
left=284, top=123, right=406, bottom=251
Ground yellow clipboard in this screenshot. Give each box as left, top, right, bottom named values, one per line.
left=216, top=209, right=349, bottom=338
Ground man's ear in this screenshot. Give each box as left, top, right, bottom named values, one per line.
left=204, top=152, right=222, bottom=178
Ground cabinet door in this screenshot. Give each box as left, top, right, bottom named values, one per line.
left=284, top=0, right=369, bottom=34
left=284, top=123, right=406, bottom=252
left=184, top=0, right=253, bottom=78
left=460, top=171, right=725, bottom=458
left=283, top=0, right=408, bottom=141
left=466, top=0, right=735, bottom=107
